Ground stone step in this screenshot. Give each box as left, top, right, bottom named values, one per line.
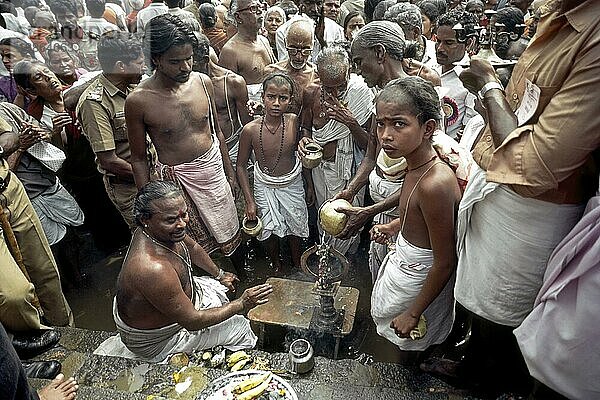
left=28, top=326, right=477, bottom=400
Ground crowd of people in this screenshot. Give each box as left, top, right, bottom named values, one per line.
left=0, top=0, right=598, bottom=398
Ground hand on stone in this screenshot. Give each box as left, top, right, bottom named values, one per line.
left=240, top=283, right=273, bottom=313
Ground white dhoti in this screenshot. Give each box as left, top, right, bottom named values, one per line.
left=94, top=276, right=257, bottom=362
left=371, top=232, right=455, bottom=351
left=311, top=74, right=373, bottom=254
left=368, top=170, right=403, bottom=283
left=454, top=165, right=585, bottom=327
left=514, top=185, right=600, bottom=400
left=253, top=158, right=309, bottom=241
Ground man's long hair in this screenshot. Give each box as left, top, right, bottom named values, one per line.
left=143, top=14, right=198, bottom=70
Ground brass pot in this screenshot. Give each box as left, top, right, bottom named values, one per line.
left=289, top=339, right=314, bottom=374
left=301, top=142, right=323, bottom=169
left=318, top=199, right=352, bottom=236
left=241, top=216, right=263, bottom=237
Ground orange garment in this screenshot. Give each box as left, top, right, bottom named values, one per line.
left=472, top=0, right=600, bottom=204
left=29, top=28, right=52, bottom=53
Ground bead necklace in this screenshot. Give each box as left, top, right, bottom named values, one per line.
left=259, top=115, right=285, bottom=175
left=263, top=116, right=282, bottom=135
left=140, top=228, right=191, bottom=268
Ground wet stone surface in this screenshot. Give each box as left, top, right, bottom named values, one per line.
left=28, top=327, right=478, bottom=400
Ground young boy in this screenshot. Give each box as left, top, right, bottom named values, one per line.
left=370, top=76, right=462, bottom=354
left=236, top=73, right=309, bottom=272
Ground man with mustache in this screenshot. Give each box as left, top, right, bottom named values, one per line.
left=263, top=19, right=318, bottom=115
left=435, top=9, right=479, bottom=139
left=126, top=15, right=245, bottom=273
left=77, top=31, right=151, bottom=230
left=94, top=181, right=272, bottom=361
left=218, top=0, right=276, bottom=103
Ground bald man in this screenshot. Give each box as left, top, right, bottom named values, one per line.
left=299, top=45, right=374, bottom=255
left=263, top=19, right=318, bottom=115
left=218, top=0, right=276, bottom=102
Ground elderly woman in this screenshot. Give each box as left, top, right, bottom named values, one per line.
left=343, top=11, right=365, bottom=41
left=0, top=37, right=35, bottom=104
left=263, top=6, right=286, bottom=59
left=12, top=60, right=84, bottom=245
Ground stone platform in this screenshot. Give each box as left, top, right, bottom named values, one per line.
left=27, top=327, right=481, bottom=400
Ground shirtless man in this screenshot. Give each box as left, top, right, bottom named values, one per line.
left=299, top=45, right=374, bottom=254
left=263, top=19, right=318, bottom=115
left=218, top=0, right=277, bottom=102
left=107, top=181, right=272, bottom=360
left=126, top=15, right=243, bottom=265
left=193, top=32, right=251, bottom=167
left=237, top=73, right=309, bottom=272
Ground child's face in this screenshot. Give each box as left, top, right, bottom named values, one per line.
left=375, top=99, right=429, bottom=159
left=262, top=83, right=292, bottom=117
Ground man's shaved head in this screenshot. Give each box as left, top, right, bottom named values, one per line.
left=286, top=18, right=313, bottom=43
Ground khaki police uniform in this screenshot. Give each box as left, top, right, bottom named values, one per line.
left=0, top=116, right=73, bottom=331
left=76, top=74, right=148, bottom=229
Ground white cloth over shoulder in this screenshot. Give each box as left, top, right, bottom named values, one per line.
left=514, top=183, right=600, bottom=400
left=371, top=232, right=455, bottom=351
left=312, top=73, right=374, bottom=182
left=253, top=158, right=309, bottom=241
left=454, top=164, right=584, bottom=327
left=94, top=276, right=257, bottom=363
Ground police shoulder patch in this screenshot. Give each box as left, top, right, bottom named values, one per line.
left=86, top=81, right=104, bottom=102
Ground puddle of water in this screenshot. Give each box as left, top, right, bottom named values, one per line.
left=60, top=352, right=87, bottom=378
left=66, top=232, right=401, bottom=362
left=104, top=363, right=150, bottom=392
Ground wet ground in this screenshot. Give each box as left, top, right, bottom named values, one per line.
left=62, top=228, right=407, bottom=364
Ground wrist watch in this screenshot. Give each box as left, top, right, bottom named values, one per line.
left=478, top=81, right=504, bottom=102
